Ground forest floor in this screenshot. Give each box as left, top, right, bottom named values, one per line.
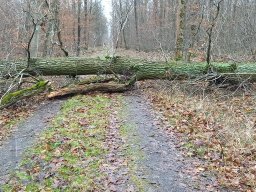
left=0, top=82, right=255, bottom=191
left=0, top=100, right=63, bottom=184
left=0, top=92, right=223, bottom=191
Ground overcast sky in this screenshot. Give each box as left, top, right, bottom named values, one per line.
left=102, top=0, right=112, bottom=22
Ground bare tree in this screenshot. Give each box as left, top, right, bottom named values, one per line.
left=76, top=0, right=82, bottom=56
left=206, top=0, right=223, bottom=68
left=134, top=0, right=140, bottom=51
left=84, top=0, right=89, bottom=50
left=175, top=0, right=186, bottom=60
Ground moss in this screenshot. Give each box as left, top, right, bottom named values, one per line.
left=213, top=63, right=237, bottom=73
left=183, top=142, right=207, bottom=157
left=0, top=80, right=48, bottom=107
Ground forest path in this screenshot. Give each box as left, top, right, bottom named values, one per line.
left=0, top=94, right=218, bottom=191
left=122, top=95, right=193, bottom=192
left=0, top=100, right=63, bottom=184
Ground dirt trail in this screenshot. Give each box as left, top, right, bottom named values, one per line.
left=123, top=95, right=217, bottom=192
left=0, top=94, right=218, bottom=191
left=0, top=100, right=63, bottom=184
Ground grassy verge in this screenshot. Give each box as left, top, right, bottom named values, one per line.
left=120, top=123, right=146, bottom=191
left=2, top=94, right=111, bottom=191
left=119, top=101, right=148, bottom=191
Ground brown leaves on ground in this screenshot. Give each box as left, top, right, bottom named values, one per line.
left=0, top=94, right=46, bottom=145
left=101, top=95, right=132, bottom=191
left=141, top=80, right=256, bottom=191
left=0, top=76, right=69, bottom=145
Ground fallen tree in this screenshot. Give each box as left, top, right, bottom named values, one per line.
left=1, top=57, right=256, bottom=80
left=0, top=56, right=256, bottom=107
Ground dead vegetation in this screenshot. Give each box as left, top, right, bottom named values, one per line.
left=141, top=80, right=256, bottom=190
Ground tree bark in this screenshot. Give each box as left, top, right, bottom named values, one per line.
left=48, top=82, right=130, bottom=99
left=1, top=57, right=256, bottom=108
left=1, top=57, right=256, bottom=81
left=83, top=0, right=88, bottom=50
left=76, top=0, right=82, bottom=56
left=0, top=81, right=48, bottom=109
left=175, top=0, right=186, bottom=60
left=134, top=0, right=140, bottom=51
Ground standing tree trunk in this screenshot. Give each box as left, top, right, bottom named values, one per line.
left=54, top=0, right=69, bottom=57
left=118, top=0, right=127, bottom=49
left=153, top=0, right=159, bottom=24
left=84, top=0, right=89, bottom=51
left=134, top=0, right=140, bottom=51
left=206, top=0, right=223, bottom=68
left=159, top=0, right=165, bottom=43
left=72, top=1, right=76, bottom=53
left=43, top=0, right=59, bottom=57
left=77, top=0, right=82, bottom=56
left=186, top=1, right=202, bottom=63
left=175, top=0, right=186, bottom=60
left=43, top=20, right=54, bottom=57
left=31, top=24, right=41, bottom=58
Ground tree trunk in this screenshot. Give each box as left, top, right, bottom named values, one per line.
left=48, top=82, right=130, bottom=99
left=134, top=0, right=140, bottom=51
left=43, top=20, right=54, bottom=57
left=30, top=25, right=41, bottom=58
left=1, top=57, right=256, bottom=81
left=1, top=57, right=256, bottom=108
left=83, top=0, right=88, bottom=50
left=175, top=0, right=186, bottom=60
left=76, top=0, right=82, bottom=56
left=0, top=81, right=48, bottom=109
left=206, top=0, right=223, bottom=67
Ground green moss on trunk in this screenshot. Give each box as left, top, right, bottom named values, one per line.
left=0, top=80, right=48, bottom=109
left=1, top=57, right=255, bottom=82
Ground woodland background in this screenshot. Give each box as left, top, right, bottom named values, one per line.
left=0, top=0, right=255, bottom=62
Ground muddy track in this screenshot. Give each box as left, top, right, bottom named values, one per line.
left=0, top=100, right=63, bottom=184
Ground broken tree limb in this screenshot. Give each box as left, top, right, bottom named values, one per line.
left=48, top=82, right=130, bottom=99
left=47, top=74, right=139, bottom=99
left=0, top=80, right=49, bottom=109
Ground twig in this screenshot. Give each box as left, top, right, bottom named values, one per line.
left=152, top=31, right=168, bottom=63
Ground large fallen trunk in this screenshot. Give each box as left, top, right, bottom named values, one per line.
left=1, top=57, right=256, bottom=107
left=1, top=57, right=256, bottom=81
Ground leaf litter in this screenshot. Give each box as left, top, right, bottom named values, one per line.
left=2, top=79, right=254, bottom=191
left=140, top=80, right=256, bottom=191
